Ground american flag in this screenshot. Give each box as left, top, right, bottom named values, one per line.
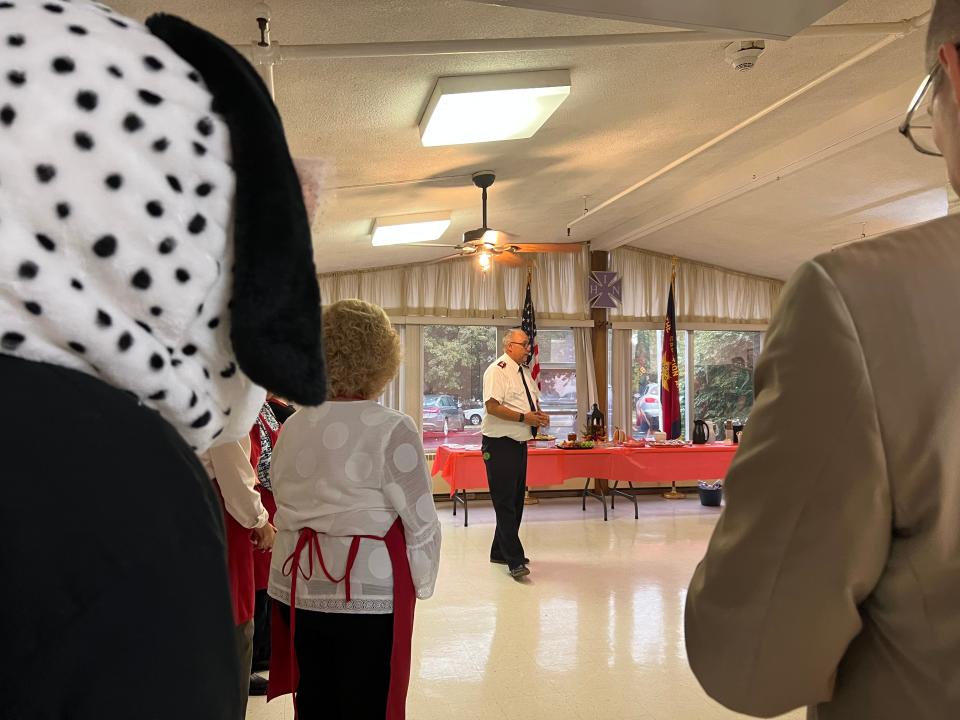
left=522, top=275, right=541, bottom=390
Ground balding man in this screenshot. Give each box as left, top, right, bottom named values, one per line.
left=480, top=329, right=550, bottom=580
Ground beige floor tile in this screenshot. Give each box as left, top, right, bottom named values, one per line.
left=246, top=496, right=803, bottom=720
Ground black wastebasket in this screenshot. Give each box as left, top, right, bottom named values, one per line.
left=698, top=483, right=723, bottom=507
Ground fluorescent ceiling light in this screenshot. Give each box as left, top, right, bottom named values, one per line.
left=371, top=211, right=452, bottom=246
left=420, top=70, right=571, bottom=147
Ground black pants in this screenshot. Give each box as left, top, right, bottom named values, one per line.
left=278, top=604, right=394, bottom=720
left=482, top=435, right=529, bottom=568
left=252, top=588, right=271, bottom=668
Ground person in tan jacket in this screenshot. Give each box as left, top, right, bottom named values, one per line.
left=685, top=3, right=960, bottom=718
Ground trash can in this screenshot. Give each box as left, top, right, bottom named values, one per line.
left=698, top=481, right=723, bottom=507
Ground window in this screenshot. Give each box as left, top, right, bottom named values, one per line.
left=631, top=329, right=687, bottom=439
left=421, top=326, right=497, bottom=451
left=693, top=330, right=762, bottom=437
left=535, top=329, right=577, bottom=435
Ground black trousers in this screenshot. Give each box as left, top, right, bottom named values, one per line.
left=278, top=604, right=394, bottom=720
left=252, top=588, right=271, bottom=667
left=482, top=435, right=529, bottom=568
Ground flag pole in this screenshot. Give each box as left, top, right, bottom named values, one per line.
left=663, top=258, right=686, bottom=500
left=524, top=264, right=540, bottom=506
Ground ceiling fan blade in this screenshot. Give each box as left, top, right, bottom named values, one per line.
left=513, top=243, right=582, bottom=253
left=400, top=243, right=461, bottom=248
left=493, top=250, right=524, bottom=267
left=428, top=253, right=467, bottom=265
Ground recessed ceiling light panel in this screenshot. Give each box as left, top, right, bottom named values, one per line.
left=371, top=211, right=452, bottom=246
left=419, top=70, right=571, bottom=147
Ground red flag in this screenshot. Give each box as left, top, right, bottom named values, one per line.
left=660, top=273, right=682, bottom=439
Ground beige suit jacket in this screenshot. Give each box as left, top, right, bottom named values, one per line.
left=685, top=214, right=960, bottom=719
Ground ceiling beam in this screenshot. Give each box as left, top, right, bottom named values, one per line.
left=586, top=78, right=924, bottom=252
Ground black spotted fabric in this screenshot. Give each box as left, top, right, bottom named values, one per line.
left=0, top=0, right=265, bottom=450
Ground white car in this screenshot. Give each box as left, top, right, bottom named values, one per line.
left=463, top=407, right=485, bottom=426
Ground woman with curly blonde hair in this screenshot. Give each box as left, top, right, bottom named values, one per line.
left=267, top=300, right=441, bottom=720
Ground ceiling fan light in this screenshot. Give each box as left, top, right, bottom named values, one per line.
left=478, top=251, right=492, bottom=271
left=371, top=211, right=452, bottom=246
left=420, top=70, right=571, bottom=147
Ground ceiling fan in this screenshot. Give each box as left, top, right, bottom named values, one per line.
left=415, top=171, right=581, bottom=269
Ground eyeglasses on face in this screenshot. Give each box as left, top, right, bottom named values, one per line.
left=899, top=57, right=945, bottom=157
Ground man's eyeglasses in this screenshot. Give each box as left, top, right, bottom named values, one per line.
left=900, top=59, right=942, bottom=157
left=509, top=341, right=530, bottom=349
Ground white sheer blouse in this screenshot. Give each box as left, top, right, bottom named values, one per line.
left=267, top=401, right=441, bottom=614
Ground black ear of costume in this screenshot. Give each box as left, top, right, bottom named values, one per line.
left=147, top=13, right=325, bottom=406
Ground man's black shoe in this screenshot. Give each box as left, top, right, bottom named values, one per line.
left=509, top=565, right=531, bottom=580
left=249, top=673, right=269, bottom=696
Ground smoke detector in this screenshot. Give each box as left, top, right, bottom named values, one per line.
left=725, top=40, right=766, bottom=72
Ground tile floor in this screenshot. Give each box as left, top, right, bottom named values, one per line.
left=248, top=495, right=804, bottom=720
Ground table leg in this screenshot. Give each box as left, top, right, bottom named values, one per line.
left=451, top=490, right=469, bottom=526
left=610, top=481, right=639, bottom=520
left=582, top=478, right=609, bottom=521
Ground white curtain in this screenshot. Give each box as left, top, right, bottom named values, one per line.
left=610, top=246, right=782, bottom=325
left=573, top=327, right=598, bottom=433
left=378, top=326, right=404, bottom=411
left=318, top=267, right=406, bottom=316
left=529, top=249, right=591, bottom=320
left=317, top=247, right=590, bottom=320
left=611, top=329, right=634, bottom=436
left=677, top=262, right=781, bottom=324
left=400, top=324, right=423, bottom=432
left=318, top=246, right=776, bottom=324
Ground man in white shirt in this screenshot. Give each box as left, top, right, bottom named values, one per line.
left=481, top=329, right=550, bottom=579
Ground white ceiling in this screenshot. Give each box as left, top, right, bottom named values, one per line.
left=113, top=0, right=938, bottom=280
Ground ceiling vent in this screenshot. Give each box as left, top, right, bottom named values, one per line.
left=465, top=1, right=847, bottom=40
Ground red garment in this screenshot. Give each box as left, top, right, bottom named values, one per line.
left=268, top=519, right=416, bottom=720
left=217, top=490, right=257, bottom=626
left=253, top=485, right=277, bottom=590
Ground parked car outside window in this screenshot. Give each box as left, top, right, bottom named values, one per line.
left=422, top=394, right=466, bottom=434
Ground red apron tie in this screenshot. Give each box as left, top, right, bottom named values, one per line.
left=268, top=519, right=417, bottom=720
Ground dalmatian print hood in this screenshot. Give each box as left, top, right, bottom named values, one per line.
left=0, top=0, right=326, bottom=450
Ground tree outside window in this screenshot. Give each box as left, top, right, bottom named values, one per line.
left=693, top=331, right=763, bottom=436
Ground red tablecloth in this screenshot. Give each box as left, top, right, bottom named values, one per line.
left=431, top=444, right=738, bottom=494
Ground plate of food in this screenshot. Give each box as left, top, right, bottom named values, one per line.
left=530, top=434, right=557, bottom=448
left=557, top=440, right=595, bottom=450
left=649, top=439, right=691, bottom=448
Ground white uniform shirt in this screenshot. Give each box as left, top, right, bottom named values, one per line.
left=480, top=353, right=541, bottom=442
left=268, top=401, right=441, bottom=614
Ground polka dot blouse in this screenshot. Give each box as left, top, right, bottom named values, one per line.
left=268, top=401, right=442, bottom=614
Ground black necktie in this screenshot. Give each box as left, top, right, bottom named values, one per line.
left=518, top=366, right=537, bottom=438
